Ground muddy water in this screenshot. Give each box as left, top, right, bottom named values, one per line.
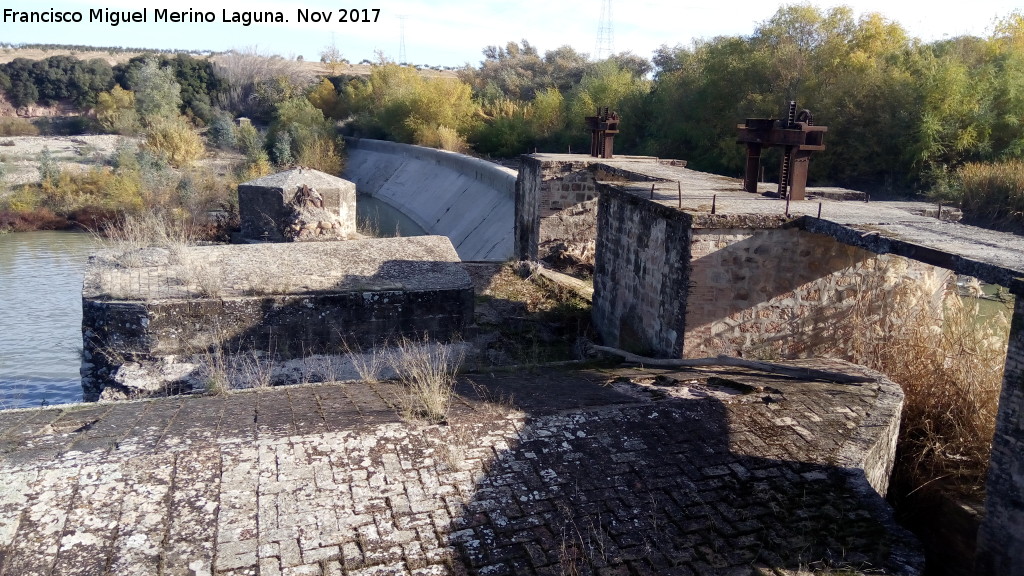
left=0, top=231, right=99, bottom=409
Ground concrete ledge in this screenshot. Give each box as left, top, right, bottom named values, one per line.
left=81, top=237, right=474, bottom=400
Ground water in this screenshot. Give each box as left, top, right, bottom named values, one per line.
left=357, top=194, right=427, bottom=237
left=0, top=231, right=100, bottom=409
left=0, top=199, right=426, bottom=410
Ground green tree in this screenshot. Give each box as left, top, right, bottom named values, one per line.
left=95, top=85, right=141, bottom=135
left=126, top=58, right=182, bottom=124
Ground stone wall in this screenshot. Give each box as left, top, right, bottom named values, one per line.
left=515, top=156, right=598, bottom=260
left=82, top=289, right=472, bottom=400
left=684, top=228, right=950, bottom=359
left=80, top=237, right=474, bottom=400
left=238, top=169, right=357, bottom=242
left=976, top=295, right=1024, bottom=575
left=593, top=186, right=692, bottom=356
left=515, top=154, right=667, bottom=261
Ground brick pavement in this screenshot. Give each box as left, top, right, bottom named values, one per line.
left=0, top=361, right=922, bottom=575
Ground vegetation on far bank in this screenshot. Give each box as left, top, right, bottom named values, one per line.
left=1, top=5, right=1023, bottom=233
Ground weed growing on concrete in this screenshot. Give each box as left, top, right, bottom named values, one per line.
left=341, top=340, right=384, bottom=383
left=236, top=350, right=275, bottom=389
left=202, top=348, right=231, bottom=396
left=188, top=261, right=224, bottom=298
left=387, top=335, right=465, bottom=424
left=101, top=212, right=196, bottom=268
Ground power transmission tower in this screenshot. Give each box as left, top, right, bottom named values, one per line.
left=398, top=15, right=407, bottom=64
left=595, top=0, right=614, bottom=60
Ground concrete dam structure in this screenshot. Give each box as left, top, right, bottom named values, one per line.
left=516, top=153, right=1024, bottom=575
left=342, top=138, right=516, bottom=261
left=9, top=144, right=1024, bottom=574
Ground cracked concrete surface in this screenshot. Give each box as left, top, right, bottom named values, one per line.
left=0, top=361, right=921, bottom=575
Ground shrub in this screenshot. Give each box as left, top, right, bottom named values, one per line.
left=0, top=117, right=39, bottom=136
left=413, top=124, right=468, bottom=153
left=235, top=120, right=263, bottom=157
left=271, top=130, right=293, bottom=166
left=295, top=135, right=343, bottom=174
left=2, top=185, right=41, bottom=213
left=239, top=149, right=273, bottom=181
left=206, top=112, right=236, bottom=149
left=40, top=166, right=144, bottom=215
left=95, top=85, right=141, bottom=135
left=144, top=117, right=205, bottom=168
left=38, top=146, right=60, bottom=186
left=956, top=160, right=1024, bottom=224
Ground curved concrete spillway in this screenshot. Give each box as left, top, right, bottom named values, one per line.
left=343, top=138, right=516, bottom=261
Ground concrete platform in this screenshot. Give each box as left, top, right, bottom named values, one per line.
left=0, top=361, right=921, bottom=575
left=81, top=237, right=474, bottom=401
left=586, top=163, right=1024, bottom=289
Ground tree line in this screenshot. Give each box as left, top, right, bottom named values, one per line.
left=2, top=6, right=1022, bottom=203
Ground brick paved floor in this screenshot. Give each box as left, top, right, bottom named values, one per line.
left=0, top=360, right=921, bottom=575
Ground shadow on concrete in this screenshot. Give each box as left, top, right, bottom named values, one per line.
left=435, top=367, right=923, bottom=575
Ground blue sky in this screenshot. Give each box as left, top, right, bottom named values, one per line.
left=2, top=0, right=1020, bottom=67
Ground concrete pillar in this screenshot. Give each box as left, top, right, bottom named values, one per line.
left=238, top=168, right=357, bottom=242
left=977, top=295, right=1024, bottom=574
left=514, top=156, right=542, bottom=260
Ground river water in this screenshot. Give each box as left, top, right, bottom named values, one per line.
left=0, top=231, right=99, bottom=409
left=0, top=198, right=424, bottom=410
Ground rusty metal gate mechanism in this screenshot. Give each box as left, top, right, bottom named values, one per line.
left=586, top=107, right=620, bottom=158
left=736, top=101, right=827, bottom=200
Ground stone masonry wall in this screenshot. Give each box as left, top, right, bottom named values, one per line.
left=684, top=228, right=951, bottom=359
left=516, top=155, right=663, bottom=261
left=516, top=156, right=600, bottom=261
left=81, top=289, right=472, bottom=401
left=977, top=295, right=1024, bottom=575
left=593, top=186, right=692, bottom=356
left=514, top=157, right=542, bottom=260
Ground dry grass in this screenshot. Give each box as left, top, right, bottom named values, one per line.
left=235, top=350, right=275, bottom=389
left=341, top=340, right=385, bottom=383
left=957, top=159, right=1024, bottom=224
left=100, top=211, right=195, bottom=267
left=387, top=335, right=465, bottom=424
left=201, top=347, right=232, bottom=396
left=0, top=118, right=40, bottom=137
left=187, top=261, right=224, bottom=298
left=832, top=263, right=1010, bottom=500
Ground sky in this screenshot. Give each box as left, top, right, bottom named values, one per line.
left=1, top=0, right=1020, bottom=67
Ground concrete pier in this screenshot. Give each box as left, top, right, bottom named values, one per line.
left=0, top=361, right=920, bottom=575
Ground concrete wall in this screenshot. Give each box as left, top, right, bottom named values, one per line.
left=977, top=295, right=1024, bottom=575
left=238, top=168, right=357, bottom=242
left=593, top=186, right=692, bottom=357
left=80, top=236, right=474, bottom=401
left=514, top=157, right=542, bottom=260
left=591, top=184, right=952, bottom=364
left=343, top=138, right=515, bottom=261
left=684, top=228, right=951, bottom=359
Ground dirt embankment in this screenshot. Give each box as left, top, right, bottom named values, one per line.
left=0, top=135, right=132, bottom=187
